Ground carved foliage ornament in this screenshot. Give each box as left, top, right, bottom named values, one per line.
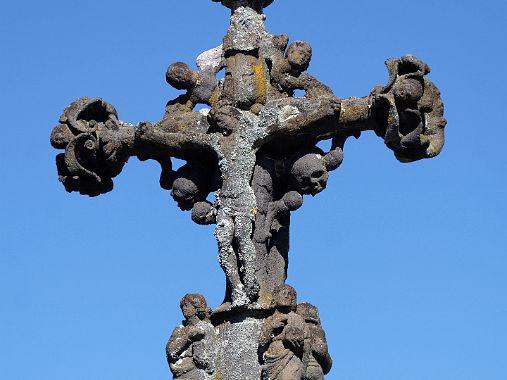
left=50, top=98, right=135, bottom=196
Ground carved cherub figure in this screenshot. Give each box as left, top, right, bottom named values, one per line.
left=271, top=40, right=335, bottom=99
left=166, top=294, right=217, bottom=380
left=297, top=302, right=332, bottom=380
left=160, top=52, right=224, bottom=134
left=259, top=285, right=308, bottom=380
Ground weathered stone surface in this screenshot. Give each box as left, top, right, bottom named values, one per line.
left=216, top=316, right=264, bottom=379
left=50, top=1, right=447, bottom=379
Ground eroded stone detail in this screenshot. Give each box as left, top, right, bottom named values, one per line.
left=50, top=0, right=447, bottom=378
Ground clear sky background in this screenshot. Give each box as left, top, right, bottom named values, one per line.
left=1, top=1, right=506, bottom=379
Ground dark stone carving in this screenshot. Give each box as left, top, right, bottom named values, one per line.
left=297, top=303, right=332, bottom=380
left=166, top=294, right=217, bottom=379
left=50, top=1, right=447, bottom=378
left=170, top=162, right=216, bottom=211
left=256, top=288, right=332, bottom=380
left=289, top=147, right=330, bottom=196
left=213, top=0, right=274, bottom=12
left=50, top=98, right=135, bottom=196
left=372, top=55, right=447, bottom=163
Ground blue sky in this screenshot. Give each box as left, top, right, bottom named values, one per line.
left=1, top=0, right=506, bottom=379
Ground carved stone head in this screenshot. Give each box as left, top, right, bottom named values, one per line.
left=180, top=294, right=208, bottom=321
left=272, top=284, right=297, bottom=311
left=287, top=41, right=312, bottom=75
left=296, top=302, right=321, bottom=325
left=166, top=62, right=197, bottom=90
left=172, top=177, right=200, bottom=211
left=290, top=149, right=329, bottom=196
left=171, top=163, right=210, bottom=211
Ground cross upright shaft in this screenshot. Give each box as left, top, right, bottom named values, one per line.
left=50, top=1, right=446, bottom=379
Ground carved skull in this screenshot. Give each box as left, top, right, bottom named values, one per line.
left=290, top=150, right=329, bottom=196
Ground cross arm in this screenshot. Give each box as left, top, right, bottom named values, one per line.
left=262, top=38, right=374, bottom=141
left=134, top=121, right=218, bottom=158
left=264, top=55, right=446, bottom=164
left=50, top=97, right=217, bottom=197
left=339, top=55, right=446, bottom=163
left=265, top=95, right=376, bottom=138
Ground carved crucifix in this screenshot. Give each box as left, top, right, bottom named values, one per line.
left=50, top=1, right=446, bottom=379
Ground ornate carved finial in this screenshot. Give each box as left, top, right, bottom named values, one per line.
left=212, top=0, right=274, bottom=12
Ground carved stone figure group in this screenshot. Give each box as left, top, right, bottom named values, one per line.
left=167, top=286, right=331, bottom=380
left=258, top=285, right=332, bottom=380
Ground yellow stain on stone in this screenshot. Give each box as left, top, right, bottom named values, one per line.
left=95, top=124, right=102, bottom=138
left=252, top=61, right=267, bottom=105
left=209, top=87, right=220, bottom=107
left=258, top=283, right=273, bottom=309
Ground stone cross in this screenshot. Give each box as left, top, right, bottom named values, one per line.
left=50, top=1, right=446, bottom=379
